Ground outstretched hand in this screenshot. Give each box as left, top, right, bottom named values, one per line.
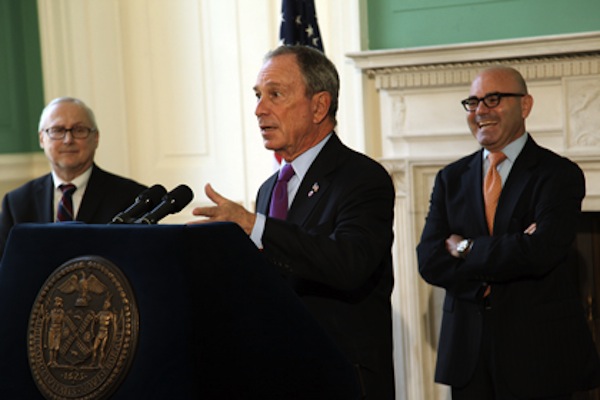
left=188, top=184, right=256, bottom=234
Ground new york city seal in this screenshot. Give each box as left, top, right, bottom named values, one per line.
left=28, top=256, right=139, bottom=400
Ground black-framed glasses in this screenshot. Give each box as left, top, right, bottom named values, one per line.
left=461, top=92, right=525, bottom=111
left=43, top=126, right=96, bottom=140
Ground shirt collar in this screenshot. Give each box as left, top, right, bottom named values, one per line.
left=52, top=166, right=93, bottom=190
left=482, top=132, right=528, bottom=163
left=282, top=132, right=333, bottom=182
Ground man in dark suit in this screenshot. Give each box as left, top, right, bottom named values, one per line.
left=417, top=66, right=600, bottom=399
left=190, top=45, right=395, bottom=399
left=0, top=97, right=147, bottom=258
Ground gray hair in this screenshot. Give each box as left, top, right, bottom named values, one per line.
left=264, top=45, right=339, bottom=125
left=38, top=97, right=98, bottom=131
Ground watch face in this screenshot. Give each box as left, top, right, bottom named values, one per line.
left=457, top=240, right=469, bottom=253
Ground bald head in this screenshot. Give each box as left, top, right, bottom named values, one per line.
left=466, top=66, right=534, bottom=152
left=473, top=66, right=528, bottom=95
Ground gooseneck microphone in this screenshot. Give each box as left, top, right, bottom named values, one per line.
left=109, top=184, right=167, bottom=224
left=134, top=184, right=194, bottom=224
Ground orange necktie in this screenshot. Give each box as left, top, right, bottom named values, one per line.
left=483, top=152, right=506, bottom=234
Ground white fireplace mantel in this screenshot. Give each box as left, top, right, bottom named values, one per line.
left=348, top=31, right=600, bottom=70
left=348, top=32, right=600, bottom=400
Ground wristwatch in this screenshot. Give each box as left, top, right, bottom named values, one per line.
left=456, top=239, right=473, bottom=258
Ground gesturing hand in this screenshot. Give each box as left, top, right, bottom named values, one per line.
left=189, top=183, right=256, bottom=234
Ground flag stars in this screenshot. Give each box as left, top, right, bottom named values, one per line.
left=305, top=24, right=314, bottom=37
left=280, top=0, right=324, bottom=52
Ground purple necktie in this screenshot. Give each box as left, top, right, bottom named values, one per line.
left=269, top=164, right=295, bottom=220
left=56, top=184, right=77, bottom=222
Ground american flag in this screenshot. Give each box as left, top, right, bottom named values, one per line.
left=279, top=0, right=324, bottom=53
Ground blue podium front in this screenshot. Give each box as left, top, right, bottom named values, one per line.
left=0, top=223, right=360, bottom=399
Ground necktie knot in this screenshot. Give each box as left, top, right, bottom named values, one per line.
left=60, top=183, right=77, bottom=196
left=278, top=163, right=295, bottom=183
left=488, top=151, right=507, bottom=168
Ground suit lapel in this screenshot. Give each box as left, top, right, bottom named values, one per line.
left=76, top=165, right=105, bottom=221
left=287, top=134, right=344, bottom=226
left=494, top=137, right=539, bottom=234
left=287, top=175, right=331, bottom=225
left=36, top=174, right=55, bottom=222
left=464, top=151, right=488, bottom=234
left=257, top=172, right=278, bottom=215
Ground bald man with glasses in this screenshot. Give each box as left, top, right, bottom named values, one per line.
left=417, top=67, right=600, bottom=399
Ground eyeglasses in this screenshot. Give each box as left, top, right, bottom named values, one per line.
left=43, top=126, right=96, bottom=140
left=461, top=92, right=525, bottom=112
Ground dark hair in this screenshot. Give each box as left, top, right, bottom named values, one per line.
left=265, top=45, right=339, bottom=125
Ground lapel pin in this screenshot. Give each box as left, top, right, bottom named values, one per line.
left=308, top=182, right=319, bottom=197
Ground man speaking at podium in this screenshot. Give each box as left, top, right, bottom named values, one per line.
left=190, top=45, right=395, bottom=399
left=0, top=97, right=146, bottom=258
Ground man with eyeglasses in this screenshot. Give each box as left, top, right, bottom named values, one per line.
left=417, top=67, right=600, bottom=399
left=0, top=97, right=147, bottom=258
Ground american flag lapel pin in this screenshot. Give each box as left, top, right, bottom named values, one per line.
left=308, top=182, right=319, bottom=197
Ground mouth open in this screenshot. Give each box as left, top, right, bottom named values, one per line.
left=259, top=123, right=278, bottom=134
left=477, top=120, right=497, bottom=129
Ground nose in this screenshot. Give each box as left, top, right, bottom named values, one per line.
left=255, top=97, right=268, bottom=117
left=475, top=100, right=490, bottom=114
left=62, top=130, right=75, bottom=143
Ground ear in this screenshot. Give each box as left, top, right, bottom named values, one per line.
left=521, top=94, right=534, bottom=119
left=38, top=131, right=45, bottom=149
left=92, top=130, right=100, bottom=149
left=311, top=92, right=331, bottom=124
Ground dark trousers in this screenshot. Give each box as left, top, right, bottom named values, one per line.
left=451, top=307, right=573, bottom=400
left=354, top=363, right=395, bottom=400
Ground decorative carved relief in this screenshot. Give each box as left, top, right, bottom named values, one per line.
left=567, top=77, right=600, bottom=147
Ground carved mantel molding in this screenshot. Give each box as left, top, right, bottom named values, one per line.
left=348, top=31, right=600, bottom=68
left=368, top=53, right=600, bottom=90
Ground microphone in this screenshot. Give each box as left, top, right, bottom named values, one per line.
left=109, top=184, right=167, bottom=224
left=134, top=184, right=194, bottom=224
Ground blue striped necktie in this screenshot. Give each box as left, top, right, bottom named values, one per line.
left=56, top=184, right=77, bottom=222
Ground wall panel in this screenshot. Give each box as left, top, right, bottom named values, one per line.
left=367, top=0, right=600, bottom=49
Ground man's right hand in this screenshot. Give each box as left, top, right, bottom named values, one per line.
left=188, top=183, right=256, bottom=235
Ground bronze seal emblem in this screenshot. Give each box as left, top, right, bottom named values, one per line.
left=28, top=256, right=139, bottom=400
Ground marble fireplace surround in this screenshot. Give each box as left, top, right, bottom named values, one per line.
left=348, top=32, right=600, bottom=399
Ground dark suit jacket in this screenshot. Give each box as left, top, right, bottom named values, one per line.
left=0, top=164, right=147, bottom=257
left=256, top=133, right=395, bottom=399
left=417, top=136, right=600, bottom=397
